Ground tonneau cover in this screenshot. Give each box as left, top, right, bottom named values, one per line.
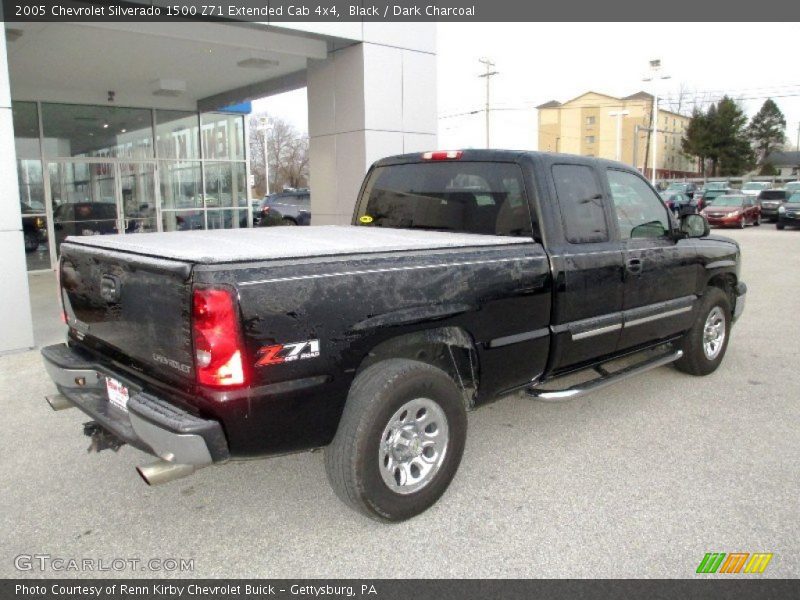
left=65, top=225, right=531, bottom=264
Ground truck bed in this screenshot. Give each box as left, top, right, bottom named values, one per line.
left=64, top=225, right=531, bottom=264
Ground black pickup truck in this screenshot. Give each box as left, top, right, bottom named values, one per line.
left=42, top=150, right=746, bottom=522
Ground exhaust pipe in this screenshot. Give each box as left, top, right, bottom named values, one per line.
left=136, top=460, right=197, bottom=486
left=46, top=394, right=74, bottom=411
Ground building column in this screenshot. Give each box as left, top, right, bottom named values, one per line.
left=0, top=28, right=35, bottom=353
left=307, top=32, right=437, bottom=225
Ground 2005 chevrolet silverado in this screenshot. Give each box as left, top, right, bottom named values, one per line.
left=42, top=150, right=746, bottom=522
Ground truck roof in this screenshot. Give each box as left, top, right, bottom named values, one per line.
left=63, top=225, right=531, bottom=264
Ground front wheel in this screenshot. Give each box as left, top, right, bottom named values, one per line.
left=675, top=287, right=732, bottom=376
left=777, top=222, right=785, bottom=230
left=325, top=359, right=467, bottom=522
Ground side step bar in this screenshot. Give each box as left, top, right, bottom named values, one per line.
left=527, top=349, right=683, bottom=402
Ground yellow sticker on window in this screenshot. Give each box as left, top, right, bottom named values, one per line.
left=359, top=215, right=373, bottom=224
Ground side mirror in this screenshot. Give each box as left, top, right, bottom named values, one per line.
left=680, top=213, right=710, bottom=238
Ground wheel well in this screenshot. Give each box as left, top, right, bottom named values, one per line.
left=358, top=327, right=480, bottom=409
left=707, top=273, right=736, bottom=308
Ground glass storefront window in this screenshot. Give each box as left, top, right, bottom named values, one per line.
left=201, top=112, right=245, bottom=160
left=206, top=209, right=248, bottom=230
left=12, top=102, right=40, bottom=158
left=155, top=110, right=200, bottom=159
left=204, top=162, right=248, bottom=208
left=17, top=160, right=45, bottom=211
left=159, top=161, right=202, bottom=210
left=162, top=210, right=205, bottom=232
left=41, top=103, right=153, bottom=159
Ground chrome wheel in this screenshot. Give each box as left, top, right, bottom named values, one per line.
left=379, top=398, right=449, bottom=495
left=703, top=306, right=726, bottom=360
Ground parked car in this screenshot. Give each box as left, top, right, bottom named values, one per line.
left=777, top=193, right=800, bottom=229
left=741, top=181, right=771, bottom=198
left=258, top=189, right=311, bottom=226
left=697, top=187, right=735, bottom=211
left=43, top=150, right=746, bottom=522
left=52, top=202, right=119, bottom=250
left=757, top=189, right=792, bottom=222
left=664, top=182, right=698, bottom=198
left=784, top=181, right=800, bottom=194
left=701, top=194, right=761, bottom=228
left=660, top=191, right=696, bottom=216
left=21, top=202, right=46, bottom=253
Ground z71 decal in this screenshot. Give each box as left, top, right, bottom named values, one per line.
left=256, top=339, right=320, bottom=366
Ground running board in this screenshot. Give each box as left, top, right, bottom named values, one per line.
left=526, top=349, right=683, bottom=402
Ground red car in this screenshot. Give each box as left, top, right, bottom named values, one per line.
left=701, top=194, right=761, bottom=228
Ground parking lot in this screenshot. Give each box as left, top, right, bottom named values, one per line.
left=1, top=224, right=798, bottom=579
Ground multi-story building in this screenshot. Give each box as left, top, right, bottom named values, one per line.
left=537, top=91, right=698, bottom=178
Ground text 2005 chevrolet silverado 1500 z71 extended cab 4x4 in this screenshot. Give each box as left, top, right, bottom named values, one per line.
left=42, top=150, right=746, bottom=521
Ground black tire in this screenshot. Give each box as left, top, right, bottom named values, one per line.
left=281, top=218, right=298, bottom=226
left=324, top=359, right=467, bottom=522
left=23, top=231, right=38, bottom=253
left=675, top=287, right=732, bottom=376
left=754, top=215, right=761, bottom=226
left=777, top=223, right=785, bottom=230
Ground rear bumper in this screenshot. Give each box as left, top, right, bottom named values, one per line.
left=41, top=344, right=229, bottom=466
left=733, top=282, right=747, bottom=322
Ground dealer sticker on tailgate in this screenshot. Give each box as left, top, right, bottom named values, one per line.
left=105, top=377, right=129, bottom=412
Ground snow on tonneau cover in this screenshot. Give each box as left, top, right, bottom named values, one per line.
left=64, top=225, right=531, bottom=263
left=60, top=226, right=531, bottom=385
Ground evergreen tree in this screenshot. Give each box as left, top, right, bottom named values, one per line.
left=682, top=97, right=754, bottom=176
left=748, top=99, right=786, bottom=163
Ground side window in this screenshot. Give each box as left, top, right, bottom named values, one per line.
left=607, top=169, right=670, bottom=240
left=551, top=164, right=608, bottom=244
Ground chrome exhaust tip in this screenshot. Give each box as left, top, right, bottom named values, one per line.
left=46, top=394, right=74, bottom=411
left=136, top=460, right=196, bottom=486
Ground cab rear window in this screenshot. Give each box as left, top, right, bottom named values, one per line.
left=356, top=162, right=534, bottom=237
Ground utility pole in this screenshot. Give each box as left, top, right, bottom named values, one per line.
left=643, top=59, right=671, bottom=185
left=609, top=110, right=630, bottom=162
left=478, top=58, right=498, bottom=149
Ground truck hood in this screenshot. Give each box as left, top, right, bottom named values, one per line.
left=64, top=225, right=531, bottom=264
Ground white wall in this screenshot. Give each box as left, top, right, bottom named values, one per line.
left=0, top=28, right=35, bottom=353
left=306, top=25, right=437, bottom=225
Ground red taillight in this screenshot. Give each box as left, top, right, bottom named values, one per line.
left=422, top=150, right=463, bottom=160
left=192, top=287, right=247, bottom=388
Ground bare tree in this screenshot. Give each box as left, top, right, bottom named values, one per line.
left=248, top=113, right=309, bottom=197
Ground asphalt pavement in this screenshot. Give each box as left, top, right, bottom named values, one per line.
left=1, top=224, right=798, bottom=578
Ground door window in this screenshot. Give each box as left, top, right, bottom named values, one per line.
left=551, top=164, right=608, bottom=243
left=607, top=170, right=670, bottom=239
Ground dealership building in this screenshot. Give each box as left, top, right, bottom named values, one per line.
left=0, top=21, right=437, bottom=353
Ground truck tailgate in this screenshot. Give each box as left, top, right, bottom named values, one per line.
left=59, top=241, right=195, bottom=385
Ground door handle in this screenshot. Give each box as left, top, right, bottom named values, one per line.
left=626, top=257, right=643, bottom=274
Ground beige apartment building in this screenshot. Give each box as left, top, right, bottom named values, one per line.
left=537, top=91, right=699, bottom=178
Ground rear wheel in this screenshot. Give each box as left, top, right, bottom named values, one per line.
left=675, top=287, right=732, bottom=376
left=325, top=359, right=467, bottom=522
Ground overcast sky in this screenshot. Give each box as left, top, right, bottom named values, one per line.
left=254, top=22, right=800, bottom=152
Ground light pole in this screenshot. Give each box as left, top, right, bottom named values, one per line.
left=478, top=58, right=498, bottom=149
left=608, top=110, right=630, bottom=162
left=643, top=59, right=671, bottom=185
left=257, top=116, right=273, bottom=196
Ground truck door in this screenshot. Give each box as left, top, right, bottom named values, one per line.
left=546, top=162, right=625, bottom=371
left=605, top=168, right=698, bottom=351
